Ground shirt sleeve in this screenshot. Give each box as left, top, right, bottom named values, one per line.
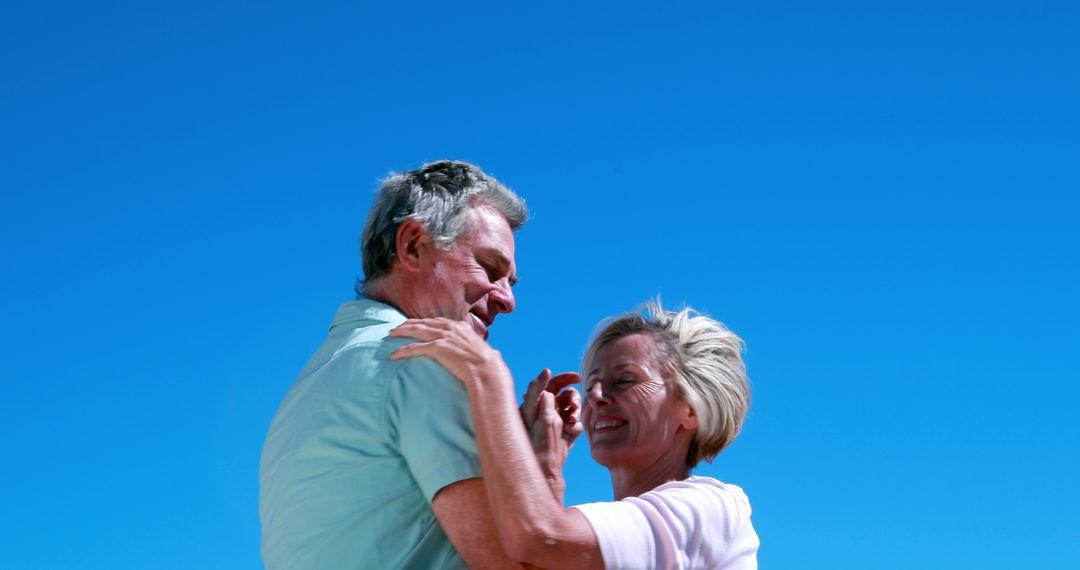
left=573, top=499, right=656, bottom=569
left=387, top=354, right=484, bottom=504
left=573, top=478, right=759, bottom=570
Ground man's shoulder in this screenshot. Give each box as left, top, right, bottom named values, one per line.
left=308, top=298, right=405, bottom=374
left=331, top=321, right=400, bottom=359
left=327, top=328, right=454, bottom=383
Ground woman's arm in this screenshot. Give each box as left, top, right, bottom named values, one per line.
left=390, top=318, right=604, bottom=570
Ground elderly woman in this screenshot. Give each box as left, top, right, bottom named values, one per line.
left=391, top=302, right=758, bottom=569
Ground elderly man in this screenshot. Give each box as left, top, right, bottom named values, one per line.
left=260, top=160, right=527, bottom=569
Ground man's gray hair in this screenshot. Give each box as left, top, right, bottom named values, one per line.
left=358, top=160, right=527, bottom=290
left=582, top=300, right=751, bottom=467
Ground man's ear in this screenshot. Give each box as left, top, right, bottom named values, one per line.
left=394, top=218, right=429, bottom=273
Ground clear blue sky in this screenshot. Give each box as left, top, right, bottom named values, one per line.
left=3, top=1, right=1078, bottom=568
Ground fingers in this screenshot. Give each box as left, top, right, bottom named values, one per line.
left=388, top=323, right=441, bottom=343
left=563, top=417, right=584, bottom=440
left=522, top=369, right=552, bottom=426
left=388, top=319, right=458, bottom=342
left=556, top=385, right=581, bottom=408
left=522, top=369, right=581, bottom=428
left=389, top=317, right=483, bottom=345
left=555, top=387, right=581, bottom=436
left=555, top=387, right=580, bottom=422
left=389, top=318, right=490, bottom=363
left=389, top=339, right=467, bottom=384
left=394, top=317, right=461, bottom=331
left=538, top=391, right=561, bottom=426
left=540, top=390, right=583, bottom=443
left=388, top=337, right=449, bottom=361
left=547, top=372, right=581, bottom=393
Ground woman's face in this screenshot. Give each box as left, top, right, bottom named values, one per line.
left=582, top=333, right=697, bottom=471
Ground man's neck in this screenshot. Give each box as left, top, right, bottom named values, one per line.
left=363, top=276, right=413, bottom=318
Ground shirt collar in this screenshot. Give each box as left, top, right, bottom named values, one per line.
left=329, top=297, right=406, bottom=334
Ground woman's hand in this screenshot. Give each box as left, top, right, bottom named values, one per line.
left=521, top=369, right=583, bottom=447
left=389, top=317, right=512, bottom=388
left=391, top=318, right=583, bottom=498
left=521, top=369, right=582, bottom=500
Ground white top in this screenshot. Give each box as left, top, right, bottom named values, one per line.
left=573, top=476, right=759, bottom=570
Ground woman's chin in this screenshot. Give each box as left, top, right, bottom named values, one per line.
left=590, top=447, right=630, bottom=470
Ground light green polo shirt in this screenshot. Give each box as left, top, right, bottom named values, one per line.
left=259, top=299, right=482, bottom=570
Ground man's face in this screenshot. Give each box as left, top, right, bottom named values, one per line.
left=412, top=206, right=518, bottom=339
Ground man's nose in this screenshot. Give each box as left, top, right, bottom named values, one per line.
left=491, top=280, right=515, bottom=314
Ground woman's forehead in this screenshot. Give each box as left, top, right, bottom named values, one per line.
left=590, top=333, right=665, bottom=375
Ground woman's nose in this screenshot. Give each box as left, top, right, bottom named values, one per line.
left=587, top=383, right=609, bottom=407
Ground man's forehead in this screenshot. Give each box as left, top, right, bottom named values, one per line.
left=469, top=205, right=516, bottom=236
left=466, top=206, right=518, bottom=282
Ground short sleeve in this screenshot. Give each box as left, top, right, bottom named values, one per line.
left=573, top=477, right=759, bottom=570
left=573, top=500, right=657, bottom=569
left=388, top=355, right=483, bottom=504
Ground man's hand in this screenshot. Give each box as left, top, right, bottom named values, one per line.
left=520, top=369, right=582, bottom=501
left=521, top=369, right=582, bottom=442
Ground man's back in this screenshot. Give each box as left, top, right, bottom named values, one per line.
left=259, top=299, right=482, bottom=569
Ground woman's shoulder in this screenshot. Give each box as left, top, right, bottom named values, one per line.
left=622, top=476, right=758, bottom=567
left=643, top=476, right=755, bottom=525
left=575, top=476, right=760, bottom=569
left=654, top=475, right=751, bottom=502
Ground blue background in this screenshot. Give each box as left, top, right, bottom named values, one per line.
left=3, top=1, right=1077, bottom=568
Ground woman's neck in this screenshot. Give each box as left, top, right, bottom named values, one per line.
left=608, top=448, right=691, bottom=500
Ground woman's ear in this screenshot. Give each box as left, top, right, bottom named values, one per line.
left=680, top=400, right=699, bottom=431
left=394, top=218, right=429, bottom=273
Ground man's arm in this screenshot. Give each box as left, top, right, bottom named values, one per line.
left=433, top=478, right=524, bottom=570
left=389, top=352, right=525, bottom=568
